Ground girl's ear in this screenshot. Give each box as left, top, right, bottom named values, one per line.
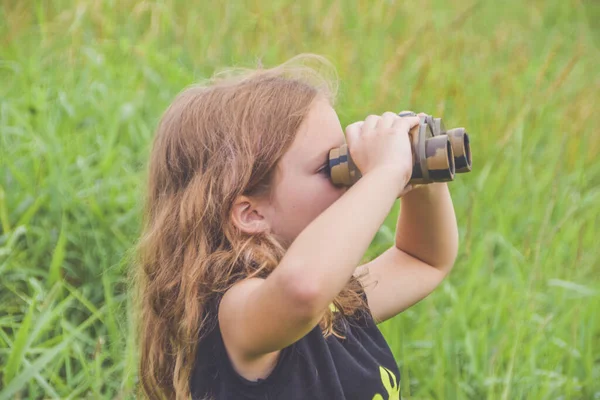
left=230, top=195, right=271, bottom=234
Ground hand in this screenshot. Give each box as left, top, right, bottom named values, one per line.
left=345, top=112, right=421, bottom=198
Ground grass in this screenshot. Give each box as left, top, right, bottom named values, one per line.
left=1, top=0, right=599, bottom=398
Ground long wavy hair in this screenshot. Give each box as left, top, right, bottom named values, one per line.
left=132, top=54, right=369, bottom=400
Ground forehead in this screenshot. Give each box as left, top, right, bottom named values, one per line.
left=280, top=98, right=345, bottom=167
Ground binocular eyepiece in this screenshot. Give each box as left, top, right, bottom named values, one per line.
left=328, top=113, right=472, bottom=186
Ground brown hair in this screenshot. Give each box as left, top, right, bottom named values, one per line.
left=132, top=54, right=368, bottom=400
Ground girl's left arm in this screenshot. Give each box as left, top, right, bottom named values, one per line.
left=395, top=182, right=458, bottom=273
left=354, top=182, right=459, bottom=323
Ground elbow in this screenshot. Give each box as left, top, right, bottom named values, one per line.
left=438, top=262, right=455, bottom=277
left=446, top=244, right=459, bottom=273
left=435, top=254, right=457, bottom=276
left=437, top=241, right=459, bottom=275
left=276, top=269, right=323, bottom=319
left=289, top=279, right=324, bottom=319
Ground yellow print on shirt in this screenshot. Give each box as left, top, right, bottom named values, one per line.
left=371, top=365, right=400, bottom=400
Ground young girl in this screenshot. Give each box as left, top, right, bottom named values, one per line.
left=134, top=53, right=458, bottom=400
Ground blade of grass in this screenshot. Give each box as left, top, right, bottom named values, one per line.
left=2, top=297, right=36, bottom=387
left=48, top=212, right=67, bottom=287
left=0, top=306, right=105, bottom=400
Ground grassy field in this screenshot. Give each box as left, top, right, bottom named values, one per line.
left=1, top=0, right=599, bottom=399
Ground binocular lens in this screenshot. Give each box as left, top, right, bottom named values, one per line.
left=446, top=128, right=471, bottom=173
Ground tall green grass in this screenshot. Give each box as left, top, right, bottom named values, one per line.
left=1, top=0, right=598, bottom=398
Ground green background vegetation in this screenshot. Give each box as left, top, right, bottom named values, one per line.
left=1, top=0, right=598, bottom=398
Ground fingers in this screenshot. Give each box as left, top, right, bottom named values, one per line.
left=362, top=114, right=380, bottom=134
left=391, top=115, right=421, bottom=131
left=382, top=110, right=429, bottom=130
left=345, top=121, right=362, bottom=144
left=368, top=111, right=416, bottom=131
left=348, top=110, right=428, bottom=139
left=377, top=111, right=399, bottom=129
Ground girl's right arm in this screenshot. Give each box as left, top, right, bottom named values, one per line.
left=219, top=114, right=420, bottom=362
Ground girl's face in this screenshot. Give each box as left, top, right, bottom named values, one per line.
left=265, top=97, right=348, bottom=248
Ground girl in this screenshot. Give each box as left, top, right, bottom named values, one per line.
left=134, top=53, right=458, bottom=400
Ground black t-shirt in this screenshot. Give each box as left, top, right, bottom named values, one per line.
left=190, top=291, right=401, bottom=400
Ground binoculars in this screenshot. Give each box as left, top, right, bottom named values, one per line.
left=328, top=113, right=472, bottom=186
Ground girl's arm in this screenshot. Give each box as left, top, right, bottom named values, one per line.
left=353, top=182, right=459, bottom=323
left=219, top=168, right=403, bottom=360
